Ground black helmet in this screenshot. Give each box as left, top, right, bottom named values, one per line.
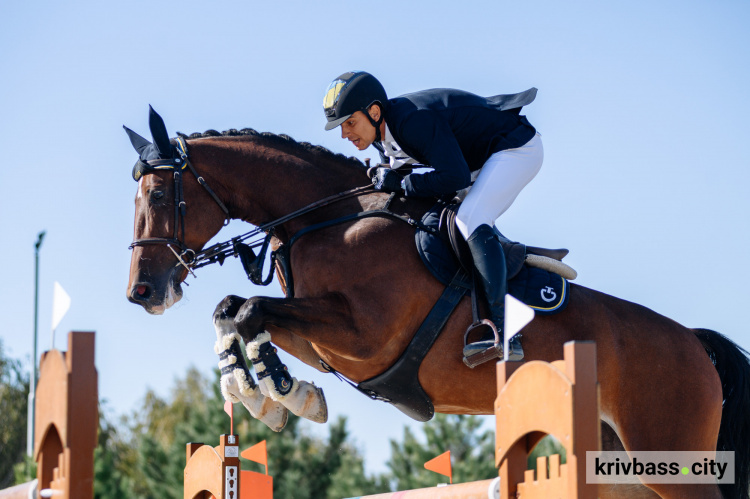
left=323, top=71, right=387, bottom=131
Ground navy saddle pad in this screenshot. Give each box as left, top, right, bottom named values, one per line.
left=415, top=204, right=569, bottom=315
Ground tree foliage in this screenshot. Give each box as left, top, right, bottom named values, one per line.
left=0, top=340, right=30, bottom=488
left=3, top=341, right=568, bottom=498
left=385, top=414, right=497, bottom=490
left=93, top=367, right=385, bottom=499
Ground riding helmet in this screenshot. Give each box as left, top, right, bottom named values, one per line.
left=323, top=71, right=387, bottom=130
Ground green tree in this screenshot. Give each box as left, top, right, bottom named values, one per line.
left=94, top=404, right=137, bottom=499
left=386, top=414, right=496, bottom=490
left=0, top=340, right=30, bottom=488
left=93, top=365, right=384, bottom=499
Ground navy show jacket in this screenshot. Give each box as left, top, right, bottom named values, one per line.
left=379, top=87, right=537, bottom=198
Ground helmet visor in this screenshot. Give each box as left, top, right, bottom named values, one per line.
left=323, top=79, right=347, bottom=117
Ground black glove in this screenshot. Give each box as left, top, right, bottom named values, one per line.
left=372, top=167, right=403, bottom=193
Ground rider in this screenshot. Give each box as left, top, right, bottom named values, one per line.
left=323, top=71, right=542, bottom=363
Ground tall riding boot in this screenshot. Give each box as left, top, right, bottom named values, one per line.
left=463, top=224, right=524, bottom=363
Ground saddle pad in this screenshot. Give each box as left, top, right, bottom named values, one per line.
left=415, top=204, right=569, bottom=315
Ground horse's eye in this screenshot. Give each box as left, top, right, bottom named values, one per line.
left=151, top=190, right=165, bottom=201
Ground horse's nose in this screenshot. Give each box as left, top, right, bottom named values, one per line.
left=128, top=283, right=152, bottom=304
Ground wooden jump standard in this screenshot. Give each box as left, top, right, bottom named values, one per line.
left=185, top=435, right=241, bottom=499
left=345, top=341, right=600, bottom=499
left=0, top=331, right=98, bottom=499
left=184, top=436, right=273, bottom=499
left=495, top=341, right=599, bottom=499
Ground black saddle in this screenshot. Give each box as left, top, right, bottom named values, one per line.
left=436, top=201, right=569, bottom=281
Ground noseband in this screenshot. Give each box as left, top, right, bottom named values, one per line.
left=129, top=137, right=230, bottom=276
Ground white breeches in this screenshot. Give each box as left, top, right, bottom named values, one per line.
left=456, top=133, right=543, bottom=238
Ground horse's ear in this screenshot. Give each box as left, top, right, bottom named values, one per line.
left=123, top=125, right=152, bottom=154
left=148, top=105, right=171, bottom=157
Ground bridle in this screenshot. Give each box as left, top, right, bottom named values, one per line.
left=129, top=136, right=374, bottom=284
left=129, top=137, right=230, bottom=277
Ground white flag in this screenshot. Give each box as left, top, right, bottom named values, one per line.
left=51, top=282, right=71, bottom=332
left=504, top=294, right=535, bottom=361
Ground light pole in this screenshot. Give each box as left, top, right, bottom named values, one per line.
left=27, top=231, right=45, bottom=457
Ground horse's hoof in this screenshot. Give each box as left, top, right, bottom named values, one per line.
left=265, top=378, right=328, bottom=424
left=251, top=397, right=289, bottom=432
left=221, top=374, right=289, bottom=432
left=291, top=381, right=328, bottom=424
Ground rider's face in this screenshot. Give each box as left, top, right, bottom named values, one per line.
left=340, top=108, right=380, bottom=151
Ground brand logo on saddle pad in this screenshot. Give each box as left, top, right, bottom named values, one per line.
left=541, top=286, right=557, bottom=303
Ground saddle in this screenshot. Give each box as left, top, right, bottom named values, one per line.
left=439, top=202, right=570, bottom=280
left=276, top=194, right=574, bottom=421
left=354, top=200, right=574, bottom=421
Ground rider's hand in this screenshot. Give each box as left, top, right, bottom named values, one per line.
left=366, top=164, right=390, bottom=179
left=372, top=167, right=403, bottom=193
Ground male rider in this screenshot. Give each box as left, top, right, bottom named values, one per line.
left=323, top=71, right=542, bottom=364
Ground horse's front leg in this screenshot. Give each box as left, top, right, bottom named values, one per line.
left=217, top=295, right=329, bottom=424
left=212, top=298, right=289, bottom=431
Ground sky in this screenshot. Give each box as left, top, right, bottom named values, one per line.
left=1, top=0, right=749, bottom=477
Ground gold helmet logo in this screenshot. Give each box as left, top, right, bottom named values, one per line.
left=323, top=79, right=346, bottom=113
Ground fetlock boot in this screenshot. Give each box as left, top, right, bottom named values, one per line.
left=462, top=224, right=524, bottom=364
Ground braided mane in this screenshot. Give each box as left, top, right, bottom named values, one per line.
left=178, top=128, right=366, bottom=171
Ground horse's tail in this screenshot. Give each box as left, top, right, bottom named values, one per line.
left=695, top=328, right=750, bottom=499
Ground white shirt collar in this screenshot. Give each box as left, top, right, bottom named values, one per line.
left=381, top=124, right=417, bottom=170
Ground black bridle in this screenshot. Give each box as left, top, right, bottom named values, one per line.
left=129, top=137, right=231, bottom=277
left=129, top=136, right=375, bottom=284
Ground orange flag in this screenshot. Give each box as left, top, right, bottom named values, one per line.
left=424, top=450, right=452, bottom=484
left=242, top=440, right=268, bottom=475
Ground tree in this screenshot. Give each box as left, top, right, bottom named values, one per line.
left=382, top=414, right=566, bottom=493
left=93, top=404, right=137, bottom=499
left=0, top=340, right=30, bottom=488
left=385, top=414, right=496, bottom=490
left=92, top=365, right=383, bottom=499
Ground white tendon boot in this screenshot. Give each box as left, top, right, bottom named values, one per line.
left=247, top=332, right=328, bottom=424
left=213, top=321, right=288, bottom=432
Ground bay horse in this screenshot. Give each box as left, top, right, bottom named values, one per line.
left=125, top=108, right=749, bottom=499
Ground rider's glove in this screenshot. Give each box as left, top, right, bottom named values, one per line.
left=372, top=167, right=403, bottom=194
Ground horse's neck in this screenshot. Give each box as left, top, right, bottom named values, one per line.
left=188, top=137, right=367, bottom=231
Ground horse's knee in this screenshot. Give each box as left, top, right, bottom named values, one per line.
left=213, top=295, right=247, bottom=325
left=235, top=296, right=265, bottom=341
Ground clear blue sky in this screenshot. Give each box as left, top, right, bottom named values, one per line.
left=1, top=0, right=748, bottom=475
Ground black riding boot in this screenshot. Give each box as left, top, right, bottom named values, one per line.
left=463, top=224, right=524, bottom=363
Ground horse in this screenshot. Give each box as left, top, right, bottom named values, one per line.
left=125, top=108, right=749, bottom=499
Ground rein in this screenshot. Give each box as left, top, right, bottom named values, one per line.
left=130, top=137, right=376, bottom=283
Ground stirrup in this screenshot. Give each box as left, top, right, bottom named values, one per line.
left=462, top=320, right=524, bottom=368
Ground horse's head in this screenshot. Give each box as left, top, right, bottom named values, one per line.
left=125, top=107, right=228, bottom=314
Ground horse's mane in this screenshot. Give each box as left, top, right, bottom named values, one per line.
left=177, top=129, right=367, bottom=171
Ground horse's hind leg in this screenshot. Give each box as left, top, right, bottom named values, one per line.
left=608, top=338, right=724, bottom=499
left=597, top=423, right=661, bottom=499
left=213, top=298, right=288, bottom=431
left=217, top=295, right=328, bottom=424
